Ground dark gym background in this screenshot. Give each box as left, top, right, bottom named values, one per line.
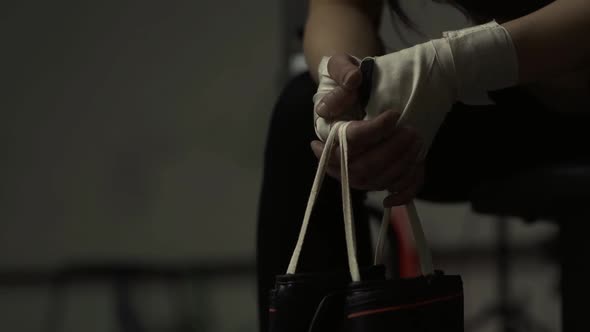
left=0, top=1, right=559, bottom=331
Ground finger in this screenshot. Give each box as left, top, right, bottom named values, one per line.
left=388, top=162, right=424, bottom=194
left=310, top=140, right=323, bottom=159
left=310, top=140, right=341, bottom=169
left=347, top=126, right=419, bottom=189
left=383, top=165, right=425, bottom=207
left=330, top=114, right=410, bottom=188
left=365, top=136, right=422, bottom=190
left=316, top=55, right=363, bottom=119
left=325, top=164, right=342, bottom=181
left=346, top=110, right=401, bottom=156
left=316, top=86, right=360, bottom=119
left=310, top=141, right=342, bottom=181
left=348, top=139, right=419, bottom=191
left=327, top=54, right=362, bottom=89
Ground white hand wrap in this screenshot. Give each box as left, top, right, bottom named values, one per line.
left=312, top=56, right=339, bottom=141
left=313, top=21, right=518, bottom=154
left=312, top=55, right=363, bottom=141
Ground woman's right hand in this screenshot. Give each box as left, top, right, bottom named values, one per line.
left=312, top=55, right=425, bottom=207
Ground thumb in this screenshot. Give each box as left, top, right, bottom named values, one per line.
left=315, top=55, right=362, bottom=119
left=327, top=54, right=362, bottom=89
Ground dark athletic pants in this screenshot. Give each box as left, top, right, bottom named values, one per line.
left=257, top=72, right=589, bottom=332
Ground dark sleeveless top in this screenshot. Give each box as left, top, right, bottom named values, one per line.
left=454, top=0, right=553, bottom=21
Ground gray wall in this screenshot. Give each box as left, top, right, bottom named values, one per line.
left=1, top=0, right=279, bottom=265
left=1, top=1, right=278, bottom=331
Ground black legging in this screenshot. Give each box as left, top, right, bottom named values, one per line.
left=256, top=71, right=590, bottom=332
left=256, top=73, right=373, bottom=332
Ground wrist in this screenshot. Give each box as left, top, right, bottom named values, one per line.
left=443, top=21, right=519, bottom=100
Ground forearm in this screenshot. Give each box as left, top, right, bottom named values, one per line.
left=503, top=0, right=590, bottom=84
left=304, top=2, right=383, bottom=82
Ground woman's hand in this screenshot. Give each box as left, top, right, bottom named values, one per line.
left=315, top=21, right=519, bottom=154
left=312, top=55, right=425, bottom=207
left=311, top=110, right=425, bottom=207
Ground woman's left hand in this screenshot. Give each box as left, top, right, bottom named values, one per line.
left=311, top=110, right=425, bottom=207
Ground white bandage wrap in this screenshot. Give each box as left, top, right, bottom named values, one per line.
left=444, top=21, right=519, bottom=104
left=366, top=38, right=457, bottom=155
left=312, top=56, right=339, bottom=141
left=312, top=55, right=363, bottom=141
left=313, top=21, right=518, bottom=153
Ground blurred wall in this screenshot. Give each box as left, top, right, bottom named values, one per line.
left=1, top=0, right=279, bottom=265
left=1, top=1, right=279, bottom=331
